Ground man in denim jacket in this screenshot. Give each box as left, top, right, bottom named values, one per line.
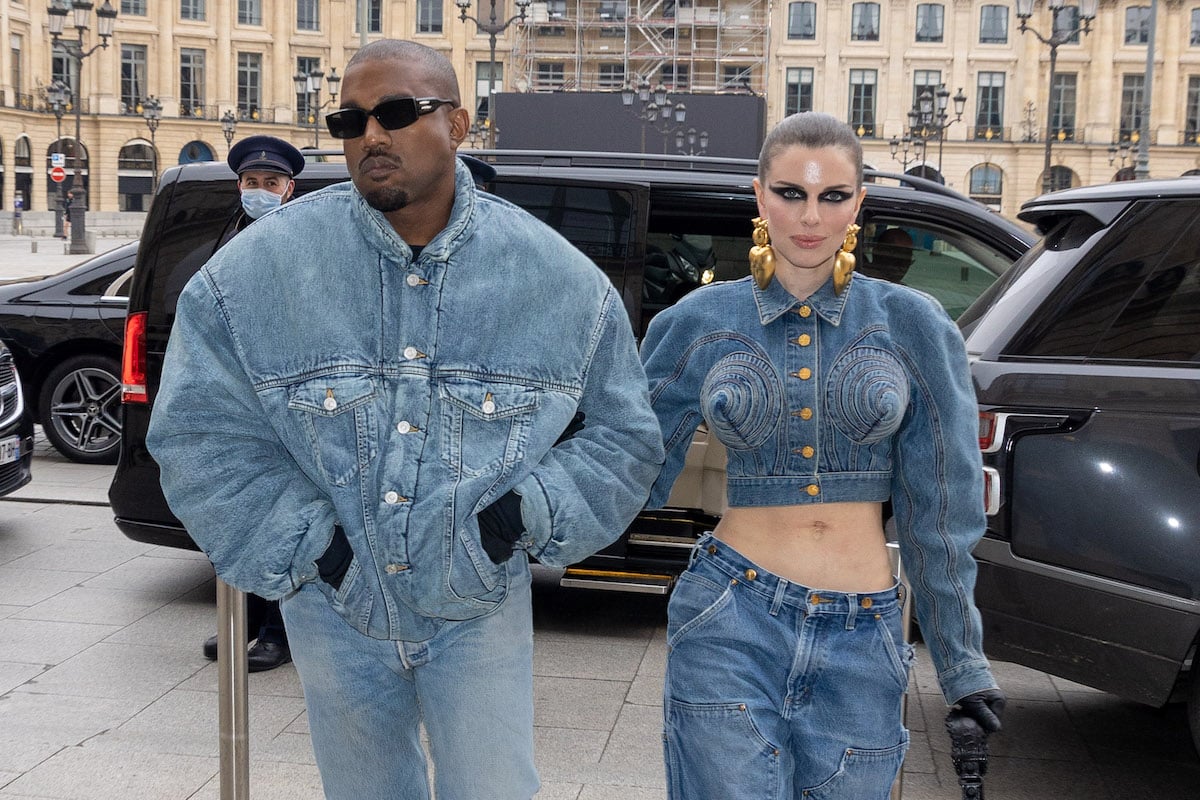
left=148, top=40, right=663, bottom=799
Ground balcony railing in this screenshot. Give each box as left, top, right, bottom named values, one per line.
left=969, top=126, right=1009, bottom=141
left=237, top=107, right=274, bottom=123
left=179, top=103, right=218, bottom=120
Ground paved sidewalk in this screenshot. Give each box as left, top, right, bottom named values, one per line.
left=1, top=436, right=1198, bottom=799
left=0, top=233, right=139, bottom=282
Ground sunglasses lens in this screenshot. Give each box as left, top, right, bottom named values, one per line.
left=325, top=109, right=366, bottom=139
left=373, top=99, right=420, bottom=131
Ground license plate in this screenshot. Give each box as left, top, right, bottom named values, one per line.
left=0, top=436, right=21, bottom=465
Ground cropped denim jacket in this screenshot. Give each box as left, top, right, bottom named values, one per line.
left=642, top=273, right=997, bottom=703
left=147, top=160, right=664, bottom=642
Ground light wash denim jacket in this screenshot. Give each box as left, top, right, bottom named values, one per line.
left=147, top=160, right=664, bottom=641
left=642, top=273, right=998, bottom=703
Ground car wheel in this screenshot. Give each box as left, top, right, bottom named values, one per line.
left=38, top=354, right=123, bottom=464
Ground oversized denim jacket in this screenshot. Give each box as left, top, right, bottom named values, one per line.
left=147, top=160, right=664, bottom=642
left=642, top=273, right=997, bottom=703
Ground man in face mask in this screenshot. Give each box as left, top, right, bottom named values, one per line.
left=227, top=134, right=306, bottom=228
left=196, top=134, right=306, bottom=672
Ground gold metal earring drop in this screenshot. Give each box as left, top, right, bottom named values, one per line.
left=832, top=223, right=861, bottom=295
left=749, top=217, right=776, bottom=289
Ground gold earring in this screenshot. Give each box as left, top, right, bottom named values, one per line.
left=749, top=217, right=776, bottom=290
left=833, top=223, right=861, bottom=295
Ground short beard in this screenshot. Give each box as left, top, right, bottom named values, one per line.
left=361, top=185, right=409, bottom=213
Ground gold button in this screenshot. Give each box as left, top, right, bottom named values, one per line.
left=798, top=368, right=812, bottom=380
left=801, top=446, right=815, bottom=458
left=799, top=407, right=813, bottom=420
left=798, top=305, right=812, bottom=318
left=745, top=569, right=757, bottom=581
left=806, top=484, right=820, bottom=496
left=862, top=597, right=873, bottom=609
left=797, top=333, right=811, bottom=346
left=707, top=545, right=717, bottom=554
left=811, top=593, right=822, bottom=603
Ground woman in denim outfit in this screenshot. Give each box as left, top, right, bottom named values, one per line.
left=642, top=112, right=1006, bottom=799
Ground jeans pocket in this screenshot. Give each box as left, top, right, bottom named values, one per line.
left=876, top=606, right=916, bottom=692
left=287, top=374, right=376, bottom=487
left=438, top=377, right=539, bottom=479
left=800, top=733, right=909, bottom=800
left=447, top=512, right=506, bottom=602
left=666, top=569, right=734, bottom=647
left=664, top=699, right=783, bottom=800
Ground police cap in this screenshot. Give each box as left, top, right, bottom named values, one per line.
left=227, top=135, right=306, bottom=178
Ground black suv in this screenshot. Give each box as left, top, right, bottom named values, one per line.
left=960, top=178, right=1200, bottom=751
left=110, top=149, right=1033, bottom=594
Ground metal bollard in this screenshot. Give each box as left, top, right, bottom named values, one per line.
left=887, top=540, right=913, bottom=800
left=216, top=578, right=251, bottom=800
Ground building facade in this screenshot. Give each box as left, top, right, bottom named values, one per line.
left=3, top=0, right=1200, bottom=218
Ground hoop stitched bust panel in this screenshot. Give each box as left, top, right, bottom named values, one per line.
left=826, top=346, right=910, bottom=444
left=701, top=351, right=784, bottom=451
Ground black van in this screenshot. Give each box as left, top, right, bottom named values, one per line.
left=961, top=177, right=1200, bottom=752
left=110, top=149, right=1034, bottom=594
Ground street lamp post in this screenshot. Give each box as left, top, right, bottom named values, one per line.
left=622, top=77, right=688, bottom=153
left=221, top=110, right=238, bottom=154
left=139, top=95, right=161, bottom=197
left=1015, top=0, right=1098, bottom=193
left=675, top=127, right=709, bottom=157
left=455, top=0, right=533, bottom=147
left=888, top=134, right=926, bottom=173
left=909, top=85, right=966, bottom=177
left=48, top=0, right=119, bottom=255
left=294, top=66, right=340, bottom=148
left=47, top=80, right=70, bottom=238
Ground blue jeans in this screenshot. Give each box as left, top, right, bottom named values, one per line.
left=664, top=534, right=912, bottom=800
left=280, top=562, right=538, bottom=800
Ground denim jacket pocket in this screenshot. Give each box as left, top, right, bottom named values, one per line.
left=287, top=374, right=376, bottom=487
left=438, top=377, right=539, bottom=479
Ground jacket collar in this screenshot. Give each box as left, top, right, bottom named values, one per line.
left=349, top=158, right=478, bottom=262
left=752, top=272, right=852, bottom=327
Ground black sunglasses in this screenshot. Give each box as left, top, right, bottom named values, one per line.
left=325, top=97, right=457, bottom=139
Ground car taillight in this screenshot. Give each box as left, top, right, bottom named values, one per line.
left=122, top=311, right=148, bottom=403
left=978, top=411, right=996, bottom=451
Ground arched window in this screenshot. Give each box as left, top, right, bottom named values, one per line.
left=1044, top=165, right=1074, bottom=193
left=179, top=140, right=216, bottom=164
left=969, top=163, right=1003, bottom=210
left=14, top=136, right=33, bottom=211
left=118, top=140, right=156, bottom=211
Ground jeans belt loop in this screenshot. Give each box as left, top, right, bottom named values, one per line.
left=769, top=578, right=788, bottom=616
left=845, top=593, right=859, bottom=630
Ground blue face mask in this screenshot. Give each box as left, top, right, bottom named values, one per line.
left=240, top=188, right=284, bottom=219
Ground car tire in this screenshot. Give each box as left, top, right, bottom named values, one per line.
left=38, top=354, right=123, bottom=465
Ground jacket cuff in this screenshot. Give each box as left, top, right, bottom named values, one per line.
left=939, top=659, right=1000, bottom=706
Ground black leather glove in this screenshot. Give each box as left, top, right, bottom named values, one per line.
left=949, top=688, right=1006, bottom=734
left=477, top=490, right=525, bottom=564
left=476, top=413, right=583, bottom=565
left=556, top=411, right=586, bottom=445
left=315, top=524, right=353, bottom=591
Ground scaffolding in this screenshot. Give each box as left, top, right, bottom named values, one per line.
left=513, top=0, right=770, bottom=96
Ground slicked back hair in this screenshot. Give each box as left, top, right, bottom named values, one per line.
left=346, top=40, right=461, bottom=106
left=757, top=112, right=863, bottom=189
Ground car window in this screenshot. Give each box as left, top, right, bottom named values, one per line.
left=1022, top=199, right=1200, bottom=363
left=144, top=182, right=241, bottom=329
left=858, top=216, right=1015, bottom=319
left=102, top=267, right=135, bottom=301
left=487, top=179, right=639, bottom=318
